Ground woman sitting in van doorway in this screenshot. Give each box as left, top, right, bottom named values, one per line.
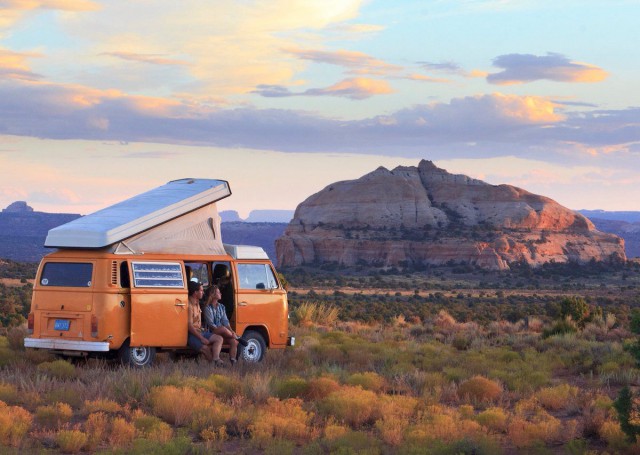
left=187, top=281, right=224, bottom=366
left=203, top=285, right=246, bottom=365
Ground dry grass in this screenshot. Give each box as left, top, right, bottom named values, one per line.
left=0, top=316, right=637, bottom=453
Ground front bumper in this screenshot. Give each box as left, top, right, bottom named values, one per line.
left=24, top=338, right=110, bottom=352
left=287, top=336, right=295, bottom=346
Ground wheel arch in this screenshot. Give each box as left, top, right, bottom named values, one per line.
left=239, top=325, right=270, bottom=347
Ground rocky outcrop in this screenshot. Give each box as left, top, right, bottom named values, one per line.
left=276, top=160, right=626, bottom=270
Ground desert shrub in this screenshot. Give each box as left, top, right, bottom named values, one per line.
left=84, top=398, right=122, bottom=414
left=55, top=429, right=88, bottom=454
left=405, top=412, right=484, bottom=445
left=148, top=385, right=204, bottom=426
left=189, top=400, right=234, bottom=434
left=35, top=402, right=73, bottom=428
left=7, top=326, right=26, bottom=351
left=346, top=371, right=385, bottom=392
left=202, top=373, right=242, bottom=400
left=292, top=301, right=339, bottom=326
left=320, top=386, right=380, bottom=428
left=108, top=416, right=136, bottom=448
left=0, top=345, right=18, bottom=366
left=304, top=376, right=341, bottom=400
left=84, top=412, right=110, bottom=450
left=323, top=417, right=349, bottom=441
left=536, top=383, right=580, bottom=412
left=599, top=420, right=629, bottom=450
left=133, top=413, right=173, bottom=443
left=375, top=415, right=407, bottom=446
left=542, top=318, right=578, bottom=339
left=36, top=359, right=76, bottom=380
left=475, top=407, right=509, bottom=433
left=0, top=401, right=33, bottom=447
left=243, top=372, right=273, bottom=404
left=273, top=375, right=309, bottom=399
left=249, top=398, right=316, bottom=447
left=0, top=382, right=19, bottom=404
left=507, top=409, right=569, bottom=448
left=200, top=425, right=227, bottom=448
left=47, top=384, right=84, bottom=408
left=457, top=375, right=502, bottom=403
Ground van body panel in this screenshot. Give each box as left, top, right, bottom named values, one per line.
left=233, top=261, right=289, bottom=347
left=129, top=290, right=188, bottom=347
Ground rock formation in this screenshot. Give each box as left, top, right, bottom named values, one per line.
left=276, top=160, right=626, bottom=270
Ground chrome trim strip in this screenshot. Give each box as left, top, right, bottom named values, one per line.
left=24, top=338, right=110, bottom=352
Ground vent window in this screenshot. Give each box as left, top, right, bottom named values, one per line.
left=132, top=262, right=184, bottom=288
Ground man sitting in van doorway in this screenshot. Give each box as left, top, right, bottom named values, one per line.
left=187, top=281, right=224, bottom=365
left=203, top=285, right=246, bottom=365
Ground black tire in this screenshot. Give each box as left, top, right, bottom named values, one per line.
left=240, top=330, right=266, bottom=363
left=118, top=339, right=156, bottom=367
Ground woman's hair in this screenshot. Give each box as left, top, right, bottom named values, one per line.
left=204, top=285, right=220, bottom=304
left=188, top=280, right=202, bottom=297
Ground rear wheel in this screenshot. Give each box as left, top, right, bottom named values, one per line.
left=118, top=339, right=156, bottom=367
left=240, top=330, right=266, bottom=363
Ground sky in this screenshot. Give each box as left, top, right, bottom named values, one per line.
left=0, top=0, right=639, bottom=218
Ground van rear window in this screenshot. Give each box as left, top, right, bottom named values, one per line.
left=132, top=262, right=184, bottom=288
left=40, top=262, right=93, bottom=287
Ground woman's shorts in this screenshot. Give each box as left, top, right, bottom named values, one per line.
left=188, top=331, right=214, bottom=350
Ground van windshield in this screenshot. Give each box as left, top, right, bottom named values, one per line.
left=40, top=262, right=93, bottom=287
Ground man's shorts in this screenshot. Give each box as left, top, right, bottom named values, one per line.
left=188, top=331, right=214, bottom=350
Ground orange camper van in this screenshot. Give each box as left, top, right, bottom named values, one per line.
left=24, top=178, right=294, bottom=366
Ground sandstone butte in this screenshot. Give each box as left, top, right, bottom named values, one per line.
left=275, top=160, right=626, bottom=271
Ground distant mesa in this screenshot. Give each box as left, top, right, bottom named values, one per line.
left=3, top=201, right=34, bottom=213
left=220, top=209, right=294, bottom=223
left=276, top=160, right=626, bottom=270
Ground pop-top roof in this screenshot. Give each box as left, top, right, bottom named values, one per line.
left=45, top=178, right=231, bottom=248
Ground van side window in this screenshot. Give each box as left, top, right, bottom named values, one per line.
left=184, top=262, right=208, bottom=286
left=40, top=262, right=93, bottom=287
left=131, top=262, right=183, bottom=288
left=120, top=261, right=130, bottom=288
left=237, top=263, right=278, bottom=290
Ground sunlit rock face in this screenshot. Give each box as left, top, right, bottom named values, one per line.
left=276, top=160, right=625, bottom=270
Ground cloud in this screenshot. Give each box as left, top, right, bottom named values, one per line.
left=50, top=1, right=367, bottom=99
left=102, top=52, right=189, bottom=67
left=1, top=77, right=638, bottom=161
left=254, top=77, right=393, bottom=100
left=0, top=49, right=42, bottom=80
left=418, top=61, right=464, bottom=74
left=0, top=0, right=99, bottom=28
left=285, top=48, right=401, bottom=75
left=0, top=0, right=98, bottom=11
left=405, top=73, right=451, bottom=83
left=487, top=53, right=608, bottom=85
left=328, top=23, right=385, bottom=34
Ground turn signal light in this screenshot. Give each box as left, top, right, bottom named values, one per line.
left=27, top=313, right=34, bottom=334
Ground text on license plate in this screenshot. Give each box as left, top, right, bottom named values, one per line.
left=54, top=319, right=70, bottom=331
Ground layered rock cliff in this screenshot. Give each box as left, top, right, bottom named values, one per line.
left=276, top=160, right=626, bottom=270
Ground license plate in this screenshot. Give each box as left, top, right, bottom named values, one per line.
left=54, top=319, right=70, bottom=331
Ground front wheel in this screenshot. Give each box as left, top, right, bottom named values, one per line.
left=118, top=339, right=156, bottom=367
left=240, top=330, right=266, bottom=363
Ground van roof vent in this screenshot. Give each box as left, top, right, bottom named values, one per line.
left=111, top=261, right=118, bottom=285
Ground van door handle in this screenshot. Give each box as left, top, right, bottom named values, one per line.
left=175, top=302, right=186, bottom=307
left=239, top=302, right=248, bottom=306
